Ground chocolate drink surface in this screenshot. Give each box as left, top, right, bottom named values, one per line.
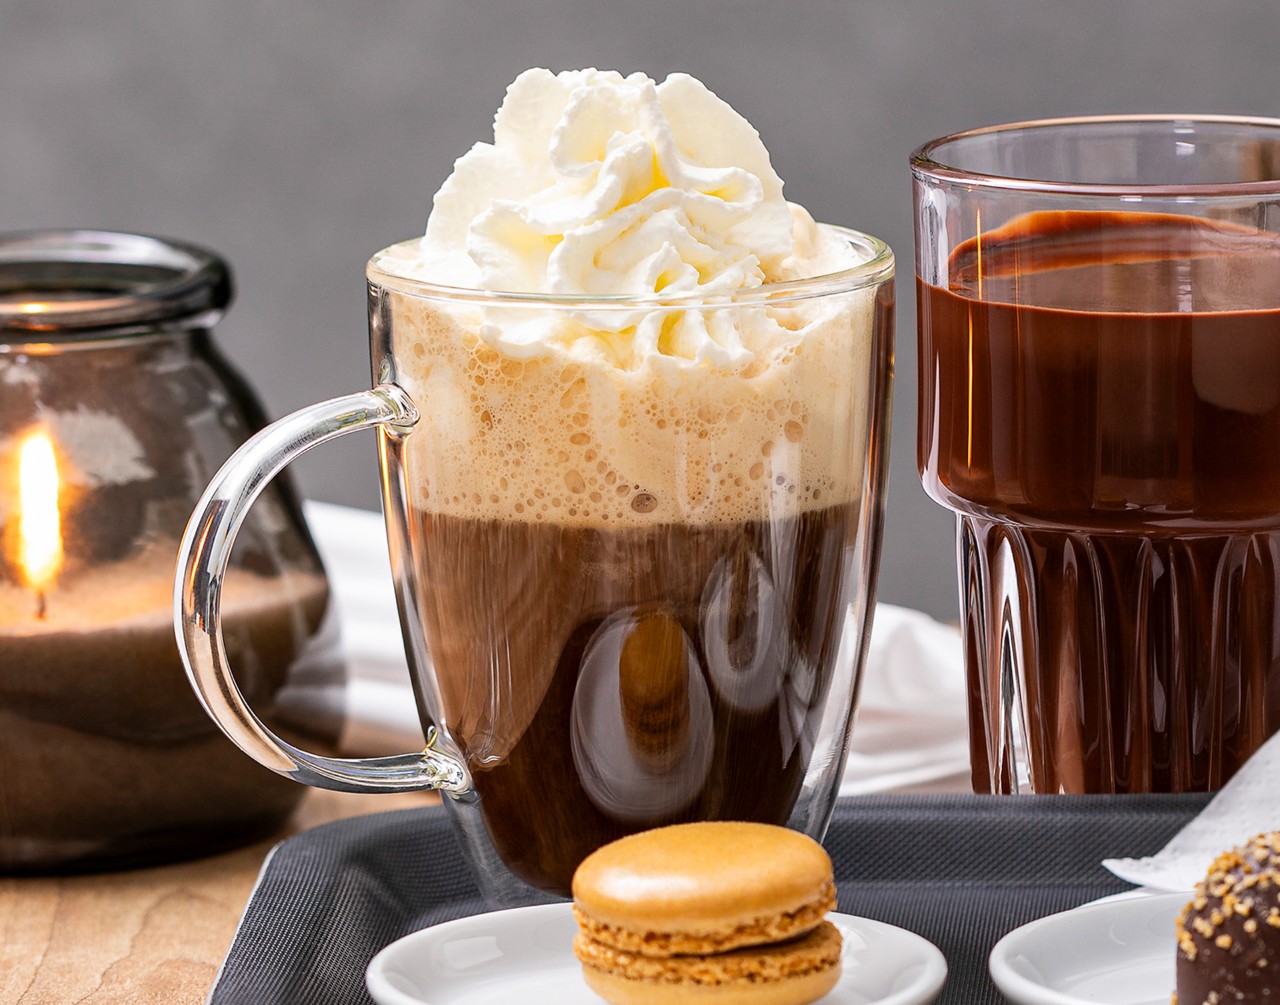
left=411, top=505, right=857, bottom=895
left=919, top=210, right=1280, bottom=793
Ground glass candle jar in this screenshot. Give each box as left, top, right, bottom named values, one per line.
left=0, top=229, right=340, bottom=871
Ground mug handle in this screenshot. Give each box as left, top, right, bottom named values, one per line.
left=173, top=384, right=469, bottom=794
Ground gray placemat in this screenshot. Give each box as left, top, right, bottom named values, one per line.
left=210, top=793, right=1209, bottom=1004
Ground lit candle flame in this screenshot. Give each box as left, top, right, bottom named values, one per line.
left=18, top=431, right=62, bottom=612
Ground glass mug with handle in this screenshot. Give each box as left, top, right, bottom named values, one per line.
left=175, top=230, right=894, bottom=905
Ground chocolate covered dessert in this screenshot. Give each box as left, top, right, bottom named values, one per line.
left=1175, top=832, right=1280, bottom=1004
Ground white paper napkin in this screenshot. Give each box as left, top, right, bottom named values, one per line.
left=302, top=501, right=971, bottom=794
left=1102, top=730, right=1280, bottom=892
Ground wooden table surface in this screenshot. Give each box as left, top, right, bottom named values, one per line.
left=0, top=789, right=438, bottom=1005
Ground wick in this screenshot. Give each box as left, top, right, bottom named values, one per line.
left=35, top=590, right=47, bottom=621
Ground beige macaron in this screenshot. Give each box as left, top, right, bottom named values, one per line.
left=572, top=821, right=842, bottom=1005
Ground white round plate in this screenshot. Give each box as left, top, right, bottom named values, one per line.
left=367, top=903, right=947, bottom=1005
left=989, top=892, right=1186, bottom=1005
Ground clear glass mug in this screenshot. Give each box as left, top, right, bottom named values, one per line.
left=913, top=115, right=1280, bottom=795
left=175, top=229, right=894, bottom=904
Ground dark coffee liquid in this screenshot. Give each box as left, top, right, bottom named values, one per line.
left=409, top=505, right=857, bottom=895
left=919, top=211, right=1280, bottom=793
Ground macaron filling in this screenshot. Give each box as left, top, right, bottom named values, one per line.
left=573, top=881, right=837, bottom=956
left=574, top=918, right=843, bottom=983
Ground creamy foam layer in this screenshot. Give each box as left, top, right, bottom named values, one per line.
left=383, top=272, right=876, bottom=527
left=376, top=68, right=880, bottom=526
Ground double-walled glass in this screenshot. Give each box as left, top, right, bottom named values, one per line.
left=913, top=116, right=1280, bottom=794
left=176, top=229, right=894, bottom=904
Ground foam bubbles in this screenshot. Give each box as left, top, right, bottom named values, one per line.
left=390, top=287, right=876, bottom=528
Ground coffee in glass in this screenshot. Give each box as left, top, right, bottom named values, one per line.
left=176, top=68, right=894, bottom=904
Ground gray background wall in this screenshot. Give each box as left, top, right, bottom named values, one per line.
left=4, top=2, right=1278, bottom=621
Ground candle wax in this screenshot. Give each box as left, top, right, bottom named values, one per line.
left=0, top=542, right=335, bottom=871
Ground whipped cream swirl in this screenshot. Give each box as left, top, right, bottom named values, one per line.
left=385, top=68, right=857, bottom=369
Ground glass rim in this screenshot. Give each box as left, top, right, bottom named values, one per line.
left=0, top=228, right=231, bottom=346
left=365, top=225, right=894, bottom=309
left=909, top=113, right=1280, bottom=197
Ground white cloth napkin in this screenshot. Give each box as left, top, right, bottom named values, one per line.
left=841, top=603, right=970, bottom=795
left=1102, top=730, right=1280, bottom=892
left=302, top=502, right=421, bottom=755
left=303, top=501, right=971, bottom=795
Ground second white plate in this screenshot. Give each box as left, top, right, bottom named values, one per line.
left=367, top=902, right=947, bottom=1005
left=989, top=892, right=1186, bottom=1005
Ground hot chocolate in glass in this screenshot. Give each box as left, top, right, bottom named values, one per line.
left=370, top=243, right=889, bottom=894
left=177, top=68, right=894, bottom=903
left=913, top=116, right=1280, bottom=794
